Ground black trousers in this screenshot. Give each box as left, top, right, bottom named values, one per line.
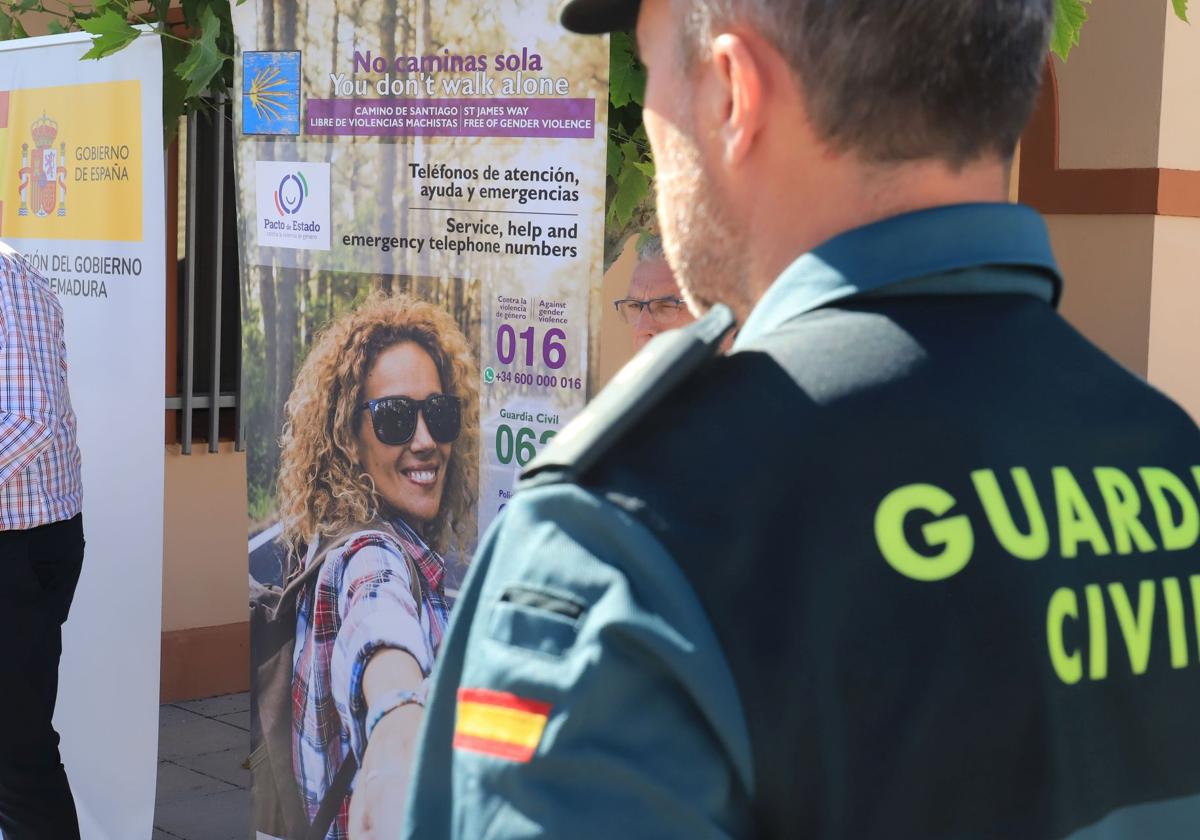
left=0, top=514, right=84, bottom=840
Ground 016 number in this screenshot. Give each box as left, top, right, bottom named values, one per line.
left=496, top=325, right=567, bottom=370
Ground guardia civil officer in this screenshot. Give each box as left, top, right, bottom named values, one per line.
left=403, top=1, right=1200, bottom=837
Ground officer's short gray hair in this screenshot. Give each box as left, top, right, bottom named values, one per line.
left=636, top=234, right=666, bottom=263
left=676, top=0, right=1053, bottom=167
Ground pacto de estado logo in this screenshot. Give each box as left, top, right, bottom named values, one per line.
left=18, top=112, right=68, bottom=219
left=274, top=171, right=307, bottom=216
left=256, top=159, right=330, bottom=251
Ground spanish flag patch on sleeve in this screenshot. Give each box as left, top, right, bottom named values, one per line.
left=453, top=688, right=552, bottom=762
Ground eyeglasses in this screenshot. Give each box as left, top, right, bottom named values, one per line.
left=613, top=295, right=687, bottom=325
left=358, top=394, right=462, bottom=446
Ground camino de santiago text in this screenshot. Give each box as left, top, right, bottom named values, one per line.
left=19, top=251, right=143, bottom=299
left=875, top=465, right=1200, bottom=685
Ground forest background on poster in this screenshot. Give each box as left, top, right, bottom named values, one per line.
left=237, top=0, right=606, bottom=545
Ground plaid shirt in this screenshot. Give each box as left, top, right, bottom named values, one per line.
left=292, top=516, right=449, bottom=839
left=0, top=242, right=81, bottom=531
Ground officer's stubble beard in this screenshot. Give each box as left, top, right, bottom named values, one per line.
left=652, top=100, right=748, bottom=321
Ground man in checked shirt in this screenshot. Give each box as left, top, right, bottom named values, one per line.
left=0, top=240, right=84, bottom=840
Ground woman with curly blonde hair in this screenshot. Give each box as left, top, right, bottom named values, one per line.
left=275, top=293, right=478, bottom=840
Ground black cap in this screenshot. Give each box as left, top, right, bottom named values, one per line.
left=558, top=0, right=641, bottom=34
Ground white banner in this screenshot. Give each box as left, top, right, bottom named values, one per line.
left=0, top=31, right=165, bottom=840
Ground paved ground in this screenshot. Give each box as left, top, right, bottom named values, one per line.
left=154, top=693, right=252, bottom=840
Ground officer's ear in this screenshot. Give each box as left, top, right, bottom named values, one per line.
left=707, top=32, right=767, bottom=168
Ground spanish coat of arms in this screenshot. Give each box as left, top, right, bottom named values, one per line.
left=18, top=113, right=68, bottom=218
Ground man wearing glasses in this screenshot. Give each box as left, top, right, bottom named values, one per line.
left=613, top=235, right=694, bottom=351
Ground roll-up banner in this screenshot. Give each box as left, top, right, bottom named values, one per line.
left=234, top=0, right=607, bottom=834
left=0, top=31, right=165, bottom=840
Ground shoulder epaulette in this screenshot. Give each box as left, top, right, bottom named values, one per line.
left=519, top=303, right=736, bottom=486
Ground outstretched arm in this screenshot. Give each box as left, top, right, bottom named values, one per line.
left=329, top=541, right=432, bottom=838
left=350, top=648, right=427, bottom=839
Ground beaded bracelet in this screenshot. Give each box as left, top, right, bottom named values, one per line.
left=365, top=689, right=424, bottom=742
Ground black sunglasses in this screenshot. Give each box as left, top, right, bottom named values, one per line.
left=359, top=394, right=462, bottom=446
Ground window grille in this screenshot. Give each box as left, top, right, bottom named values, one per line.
left=166, top=95, right=243, bottom=454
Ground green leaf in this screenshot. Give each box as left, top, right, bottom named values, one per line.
left=1172, top=0, right=1188, bottom=22
left=78, top=9, right=140, bottom=60
left=175, top=5, right=228, bottom=99
left=610, top=165, right=649, bottom=228
left=182, top=0, right=203, bottom=26
left=11, top=15, right=29, bottom=39
left=609, top=31, right=645, bottom=109
left=609, top=32, right=634, bottom=107
left=607, top=137, right=623, bottom=182
left=619, top=139, right=640, bottom=165
left=47, top=19, right=67, bottom=35
left=1051, top=0, right=1090, bottom=61
left=619, top=136, right=654, bottom=178
left=0, top=12, right=13, bottom=40
left=16, top=0, right=40, bottom=12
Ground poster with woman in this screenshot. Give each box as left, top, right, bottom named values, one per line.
left=233, top=0, right=607, bottom=836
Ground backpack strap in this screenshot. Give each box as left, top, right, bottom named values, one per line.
left=268, top=532, right=354, bottom=622
left=305, top=752, right=358, bottom=840
left=274, top=521, right=424, bottom=622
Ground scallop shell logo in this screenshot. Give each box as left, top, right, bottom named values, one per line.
left=247, top=65, right=291, bottom=123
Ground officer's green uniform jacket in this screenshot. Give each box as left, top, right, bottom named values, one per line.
left=404, top=204, right=1200, bottom=839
